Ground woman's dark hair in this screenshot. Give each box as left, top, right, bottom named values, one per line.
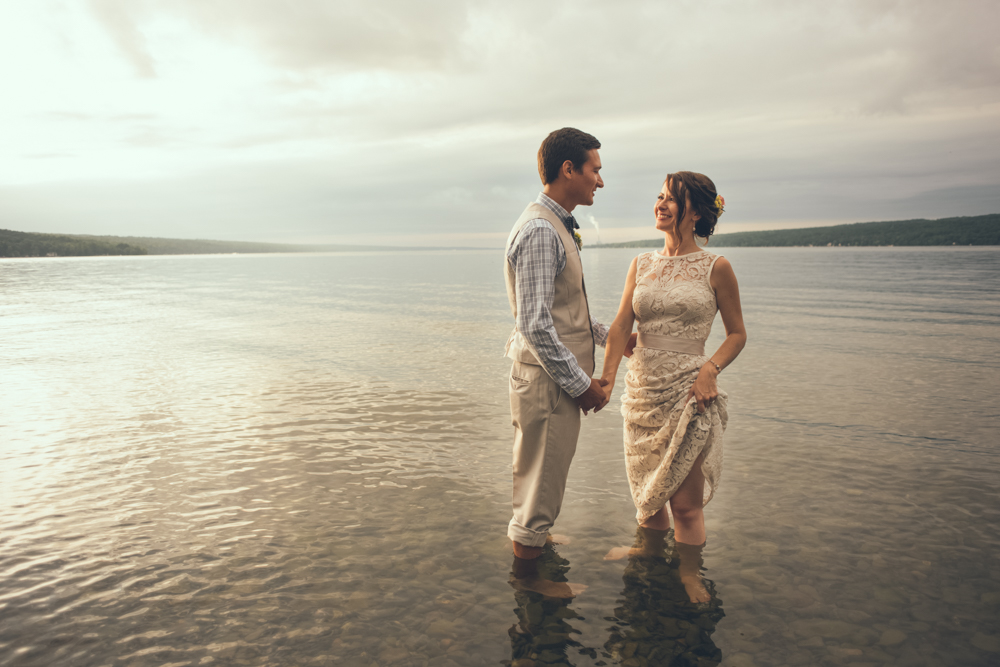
left=538, top=128, right=601, bottom=185
left=665, top=171, right=721, bottom=242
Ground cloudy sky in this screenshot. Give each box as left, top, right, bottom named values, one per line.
left=1, top=0, right=998, bottom=246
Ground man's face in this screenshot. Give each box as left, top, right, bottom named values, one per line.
left=569, top=149, right=603, bottom=207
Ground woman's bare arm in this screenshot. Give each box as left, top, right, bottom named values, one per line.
left=600, top=256, right=639, bottom=394
left=688, top=257, right=747, bottom=412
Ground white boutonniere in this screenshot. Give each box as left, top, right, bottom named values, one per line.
left=573, top=231, right=583, bottom=251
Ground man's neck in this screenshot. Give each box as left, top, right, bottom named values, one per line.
left=542, top=185, right=576, bottom=214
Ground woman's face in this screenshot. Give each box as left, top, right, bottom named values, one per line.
left=654, top=180, right=698, bottom=235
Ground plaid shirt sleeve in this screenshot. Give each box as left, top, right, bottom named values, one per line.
left=507, top=220, right=593, bottom=398
left=591, top=317, right=609, bottom=348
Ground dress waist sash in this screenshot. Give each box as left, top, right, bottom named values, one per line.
left=635, top=332, right=705, bottom=356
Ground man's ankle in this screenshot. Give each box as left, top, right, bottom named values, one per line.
left=512, top=540, right=543, bottom=559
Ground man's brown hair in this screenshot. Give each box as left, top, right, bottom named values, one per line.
left=537, top=128, right=601, bottom=185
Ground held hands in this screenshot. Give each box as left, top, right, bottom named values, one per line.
left=576, top=378, right=610, bottom=415
left=590, top=332, right=636, bottom=412
left=687, top=362, right=720, bottom=413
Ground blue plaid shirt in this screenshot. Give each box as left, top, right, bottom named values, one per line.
left=507, top=193, right=609, bottom=398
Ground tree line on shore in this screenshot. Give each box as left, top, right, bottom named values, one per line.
left=0, top=229, right=148, bottom=257
left=592, top=214, right=1000, bottom=248
left=0, top=229, right=400, bottom=257
left=0, top=230, right=320, bottom=257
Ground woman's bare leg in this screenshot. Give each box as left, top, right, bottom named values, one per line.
left=668, top=453, right=710, bottom=602
left=609, top=452, right=708, bottom=564
left=639, top=505, right=671, bottom=531
left=668, top=453, right=706, bottom=545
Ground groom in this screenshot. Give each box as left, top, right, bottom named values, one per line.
left=503, top=127, right=613, bottom=560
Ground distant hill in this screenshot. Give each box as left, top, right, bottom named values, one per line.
left=591, top=213, right=1000, bottom=248
left=71, top=234, right=388, bottom=255
left=0, top=230, right=396, bottom=257
left=0, top=229, right=148, bottom=257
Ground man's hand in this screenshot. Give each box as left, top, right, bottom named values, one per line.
left=623, top=332, right=638, bottom=358
left=576, top=378, right=610, bottom=415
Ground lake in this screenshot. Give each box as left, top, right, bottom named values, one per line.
left=1, top=247, right=998, bottom=667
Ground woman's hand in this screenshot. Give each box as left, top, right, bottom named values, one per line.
left=687, top=363, right=720, bottom=413
left=601, top=378, right=614, bottom=402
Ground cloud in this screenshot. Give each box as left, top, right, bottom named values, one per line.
left=88, top=0, right=157, bottom=77
left=140, top=0, right=1000, bottom=116
left=4, top=1, right=998, bottom=243
left=149, top=0, right=471, bottom=71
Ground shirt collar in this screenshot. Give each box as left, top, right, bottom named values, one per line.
left=535, top=193, right=577, bottom=234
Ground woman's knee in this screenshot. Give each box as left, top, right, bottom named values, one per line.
left=670, top=502, right=703, bottom=525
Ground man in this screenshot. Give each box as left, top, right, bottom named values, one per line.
left=504, top=127, right=616, bottom=560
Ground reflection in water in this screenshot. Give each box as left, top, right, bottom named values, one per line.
left=508, top=547, right=595, bottom=666
left=605, top=528, right=725, bottom=666
left=504, top=535, right=725, bottom=667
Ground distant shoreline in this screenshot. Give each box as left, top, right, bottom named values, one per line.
left=0, top=229, right=462, bottom=258
left=2, top=213, right=998, bottom=257
left=588, top=214, right=999, bottom=249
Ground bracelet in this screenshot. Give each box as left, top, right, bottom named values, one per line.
left=708, top=360, right=722, bottom=374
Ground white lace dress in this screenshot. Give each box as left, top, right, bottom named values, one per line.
left=621, top=250, right=728, bottom=523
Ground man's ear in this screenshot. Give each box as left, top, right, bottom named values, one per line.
left=561, top=159, right=575, bottom=178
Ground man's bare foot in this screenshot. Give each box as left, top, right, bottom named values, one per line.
left=510, top=577, right=587, bottom=599
left=682, top=575, right=711, bottom=604
left=547, top=534, right=572, bottom=545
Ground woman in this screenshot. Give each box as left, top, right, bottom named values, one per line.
left=600, top=171, right=746, bottom=601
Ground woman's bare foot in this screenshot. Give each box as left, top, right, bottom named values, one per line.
left=675, top=541, right=710, bottom=604
left=602, top=545, right=666, bottom=560
left=605, top=525, right=672, bottom=561
left=547, top=534, right=572, bottom=545
left=603, top=546, right=633, bottom=561
left=681, top=575, right=711, bottom=604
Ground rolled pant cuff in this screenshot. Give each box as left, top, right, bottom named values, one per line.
left=507, top=519, right=548, bottom=547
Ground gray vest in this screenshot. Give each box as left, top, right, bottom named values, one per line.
left=504, top=203, right=596, bottom=377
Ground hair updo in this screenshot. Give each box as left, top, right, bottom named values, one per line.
left=665, top=171, right=722, bottom=242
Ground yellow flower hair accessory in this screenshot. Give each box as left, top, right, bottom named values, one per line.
left=573, top=230, right=583, bottom=250
left=714, top=195, right=726, bottom=216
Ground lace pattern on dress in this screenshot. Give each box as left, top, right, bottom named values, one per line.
left=621, top=250, right=727, bottom=523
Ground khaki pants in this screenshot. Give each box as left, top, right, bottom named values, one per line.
left=507, top=360, right=582, bottom=547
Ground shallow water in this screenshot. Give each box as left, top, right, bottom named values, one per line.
left=1, top=247, right=999, bottom=666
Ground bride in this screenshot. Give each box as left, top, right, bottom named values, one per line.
left=600, top=171, right=747, bottom=601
